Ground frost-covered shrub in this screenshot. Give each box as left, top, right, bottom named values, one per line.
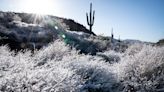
left=97, top=51, right=122, bottom=63
left=12, top=14, right=22, bottom=22
left=34, top=40, right=76, bottom=66
left=0, top=40, right=116, bottom=92
left=115, top=44, right=164, bottom=91
left=0, top=40, right=164, bottom=92
left=125, top=43, right=144, bottom=56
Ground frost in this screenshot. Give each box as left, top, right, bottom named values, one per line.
left=0, top=39, right=164, bottom=92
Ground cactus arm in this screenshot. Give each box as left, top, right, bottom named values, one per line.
left=86, top=13, right=90, bottom=25
left=91, top=10, right=95, bottom=25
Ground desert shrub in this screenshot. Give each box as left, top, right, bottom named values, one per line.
left=97, top=51, right=122, bottom=63
left=0, top=40, right=119, bottom=92
left=0, top=40, right=164, bottom=92
left=13, top=14, right=22, bottom=22
left=115, top=44, right=164, bottom=91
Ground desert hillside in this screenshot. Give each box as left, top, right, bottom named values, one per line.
left=0, top=11, right=128, bottom=54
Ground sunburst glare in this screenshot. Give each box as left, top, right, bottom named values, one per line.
left=22, top=0, right=55, bottom=15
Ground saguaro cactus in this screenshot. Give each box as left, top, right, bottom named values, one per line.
left=86, top=3, right=95, bottom=32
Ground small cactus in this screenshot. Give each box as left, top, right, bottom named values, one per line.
left=118, top=35, right=121, bottom=42
left=111, top=28, right=114, bottom=43
left=86, top=3, right=95, bottom=32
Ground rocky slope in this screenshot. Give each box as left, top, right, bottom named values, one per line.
left=156, top=39, right=164, bottom=46
left=0, top=11, right=93, bottom=50
left=0, top=11, right=128, bottom=54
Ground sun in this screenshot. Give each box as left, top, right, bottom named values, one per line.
left=22, top=0, right=55, bottom=15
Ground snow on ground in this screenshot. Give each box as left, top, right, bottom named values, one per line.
left=0, top=40, right=164, bottom=92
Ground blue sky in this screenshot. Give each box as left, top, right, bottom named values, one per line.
left=0, top=0, right=164, bottom=42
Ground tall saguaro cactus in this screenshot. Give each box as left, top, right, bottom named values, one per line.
left=86, top=3, right=95, bottom=32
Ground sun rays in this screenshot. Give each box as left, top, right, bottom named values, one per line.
left=21, top=0, right=55, bottom=15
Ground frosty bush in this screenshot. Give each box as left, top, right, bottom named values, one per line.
left=12, top=14, right=22, bottom=22
left=115, top=44, right=164, bottom=91
left=0, top=40, right=164, bottom=92
left=97, top=51, right=122, bottom=63
left=0, top=40, right=117, bottom=92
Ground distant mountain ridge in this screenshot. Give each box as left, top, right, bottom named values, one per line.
left=156, top=39, right=164, bottom=46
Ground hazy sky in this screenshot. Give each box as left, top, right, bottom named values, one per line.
left=0, top=0, right=164, bottom=42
